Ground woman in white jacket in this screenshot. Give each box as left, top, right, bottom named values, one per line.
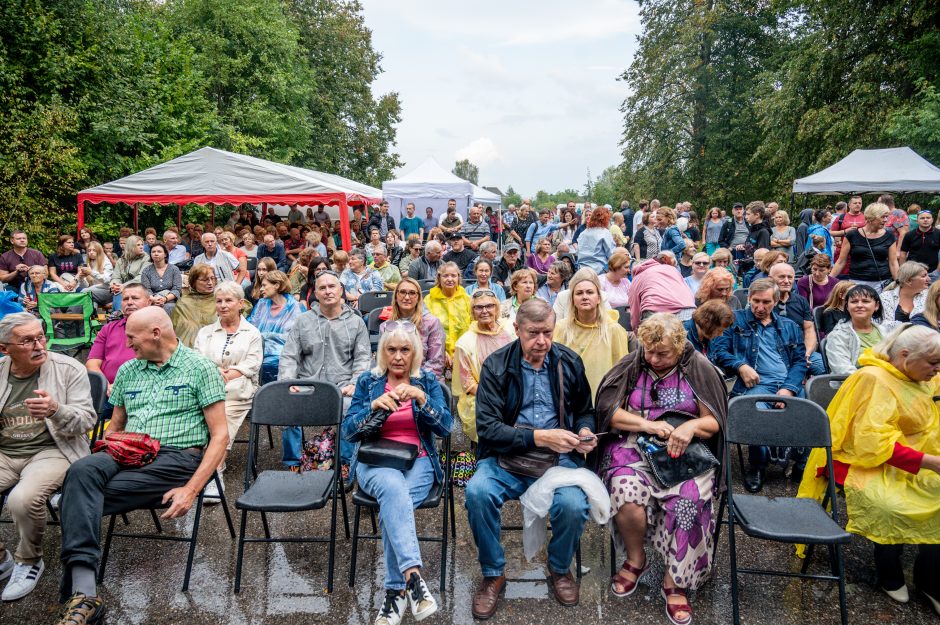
left=825, top=284, right=887, bottom=375
left=879, top=261, right=929, bottom=329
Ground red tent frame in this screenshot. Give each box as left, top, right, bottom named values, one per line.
left=77, top=192, right=380, bottom=251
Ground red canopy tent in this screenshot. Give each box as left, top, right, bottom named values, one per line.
left=76, top=147, right=383, bottom=250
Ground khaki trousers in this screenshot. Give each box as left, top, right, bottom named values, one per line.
left=0, top=447, right=70, bottom=564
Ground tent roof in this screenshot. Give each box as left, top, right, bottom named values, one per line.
left=78, top=146, right=382, bottom=204
left=382, top=158, right=473, bottom=199
left=792, top=147, right=940, bottom=194
left=472, top=183, right=501, bottom=205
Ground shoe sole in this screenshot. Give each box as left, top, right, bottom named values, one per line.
left=2, top=560, right=44, bottom=602
left=471, top=583, right=505, bottom=620
left=610, top=562, right=650, bottom=598
left=412, top=601, right=438, bottom=622
left=661, top=588, right=693, bottom=625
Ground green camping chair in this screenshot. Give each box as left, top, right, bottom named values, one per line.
left=36, top=291, right=101, bottom=353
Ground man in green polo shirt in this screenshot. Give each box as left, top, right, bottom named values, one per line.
left=54, top=307, right=228, bottom=625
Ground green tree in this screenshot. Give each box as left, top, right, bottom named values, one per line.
left=503, top=185, right=522, bottom=207
left=453, top=159, right=479, bottom=184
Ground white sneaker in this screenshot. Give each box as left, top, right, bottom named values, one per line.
left=882, top=584, right=910, bottom=603
left=0, top=552, right=12, bottom=583
left=375, top=589, right=407, bottom=625
left=1, top=559, right=44, bottom=601
left=203, top=475, right=223, bottom=505
left=49, top=493, right=61, bottom=510
left=406, top=572, right=438, bottom=621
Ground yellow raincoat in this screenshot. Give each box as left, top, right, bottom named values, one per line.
left=452, top=321, right=515, bottom=442
left=797, top=351, right=940, bottom=544
left=552, top=309, right=631, bottom=398
left=423, top=286, right=472, bottom=357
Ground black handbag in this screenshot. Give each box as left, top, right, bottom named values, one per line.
left=498, top=362, right=565, bottom=479
left=352, top=406, right=419, bottom=471
left=636, top=410, right=719, bottom=489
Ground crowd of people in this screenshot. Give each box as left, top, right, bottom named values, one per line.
left=0, top=193, right=938, bottom=625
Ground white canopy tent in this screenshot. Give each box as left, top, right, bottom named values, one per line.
left=77, top=146, right=382, bottom=250
left=383, top=157, right=501, bottom=222
left=792, top=147, right=940, bottom=194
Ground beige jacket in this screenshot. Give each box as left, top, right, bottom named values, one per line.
left=0, top=352, right=97, bottom=463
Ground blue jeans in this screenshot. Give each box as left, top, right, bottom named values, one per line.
left=357, top=456, right=434, bottom=589
left=743, top=382, right=807, bottom=470
left=808, top=352, right=826, bottom=376
left=281, top=395, right=352, bottom=467
left=465, top=456, right=589, bottom=577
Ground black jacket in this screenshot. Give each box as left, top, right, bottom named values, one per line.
left=475, top=340, right=596, bottom=463
left=367, top=213, right=396, bottom=234
left=718, top=218, right=742, bottom=248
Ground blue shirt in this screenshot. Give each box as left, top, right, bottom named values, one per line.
left=754, top=322, right=788, bottom=387
left=400, top=216, right=423, bottom=239
left=516, top=358, right=558, bottom=430
left=525, top=221, right=560, bottom=247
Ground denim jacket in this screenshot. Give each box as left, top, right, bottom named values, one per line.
left=341, top=368, right=453, bottom=483
left=711, top=307, right=807, bottom=396
left=661, top=225, right=687, bottom=257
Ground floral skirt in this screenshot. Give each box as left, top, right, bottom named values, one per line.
left=601, top=435, right=717, bottom=590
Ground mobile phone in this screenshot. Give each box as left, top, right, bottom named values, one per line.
left=579, top=434, right=596, bottom=442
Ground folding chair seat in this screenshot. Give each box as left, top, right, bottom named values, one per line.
left=233, top=380, right=349, bottom=594
left=806, top=374, right=848, bottom=411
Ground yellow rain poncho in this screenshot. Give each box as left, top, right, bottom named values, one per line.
left=423, top=286, right=472, bottom=357
left=552, top=308, right=631, bottom=398
left=797, top=351, right=940, bottom=545
left=452, top=321, right=515, bottom=442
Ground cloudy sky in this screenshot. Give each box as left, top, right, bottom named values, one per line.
left=360, top=0, right=642, bottom=197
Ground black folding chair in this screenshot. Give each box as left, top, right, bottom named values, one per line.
left=234, top=380, right=349, bottom=594
left=613, top=306, right=631, bottom=332
left=716, top=395, right=850, bottom=625
left=98, top=471, right=235, bottom=592
left=367, top=308, right=384, bottom=352
left=417, top=279, right=436, bottom=291
left=87, top=370, right=109, bottom=445
left=806, top=374, right=848, bottom=411
left=818, top=337, right=830, bottom=373
left=347, top=384, right=455, bottom=593
left=732, top=288, right=749, bottom=308
left=359, top=290, right=393, bottom=314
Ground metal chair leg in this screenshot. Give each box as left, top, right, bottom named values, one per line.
left=121, top=513, right=130, bottom=526
left=349, top=504, right=362, bottom=587
left=234, top=510, right=248, bottom=594
left=576, top=543, right=582, bottom=579
left=440, top=478, right=449, bottom=593
left=149, top=508, right=164, bottom=533
left=340, top=481, right=350, bottom=540
left=369, top=507, right=377, bottom=534
left=182, top=496, right=205, bottom=592
left=326, top=479, right=338, bottom=593
left=216, top=476, right=236, bottom=539
left=266, top=424, right=274, bottom=449
left=98, top=514, right=118, bottom=583
left=835, top=544, right=849, bottom=625
left=260, top=511, right=271, bottom=539
left=713, top=492, right=727, bottom=562
left=728, top=504, right=741, bottom=625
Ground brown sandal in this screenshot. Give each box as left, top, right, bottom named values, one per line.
left=609, top=559, right=649, bottom=597
left=661, top=586, right=692, bottom=625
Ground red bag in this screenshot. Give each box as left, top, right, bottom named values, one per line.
left=92, top=432, right=161, bottom=467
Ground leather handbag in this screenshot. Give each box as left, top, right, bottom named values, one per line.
left=92, top=431, right=161, bottom=468
left=498, top=361, right=565, bottom=479
left=348, top=407, right=393, bottom=443
left=635, top=411, right=718, bottom=489
left=358, top=438, right=418, bottom=471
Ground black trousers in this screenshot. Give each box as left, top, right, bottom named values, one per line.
left=874, top=542, right=940, bottom=597
left=58, top=448, right=203, bottom=600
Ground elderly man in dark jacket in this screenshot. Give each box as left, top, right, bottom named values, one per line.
left=465, top=298, right=596, bottom=619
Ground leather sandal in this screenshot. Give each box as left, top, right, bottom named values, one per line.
left=609, top=559, right=649, bottom=598
left=661, top=586, right=692, bottom=625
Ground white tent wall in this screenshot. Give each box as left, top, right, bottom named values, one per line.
left=792, top=147, right=940, bottom=194
left=382, top=157, right=476, bottom=223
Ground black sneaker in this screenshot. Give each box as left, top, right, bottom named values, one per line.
left=55, top=593, right=105, bottom=625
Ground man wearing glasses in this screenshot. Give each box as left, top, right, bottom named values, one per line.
left=0, top=313, right=97, bottom=601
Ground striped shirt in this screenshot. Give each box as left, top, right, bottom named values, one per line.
left=110, top=343, right=226, bottom=448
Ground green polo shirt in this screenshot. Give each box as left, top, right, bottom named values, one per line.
left=110, top=343, right=226, bottom=449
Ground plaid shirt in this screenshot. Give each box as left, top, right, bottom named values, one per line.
left=110, top=343, right=226, bottom=448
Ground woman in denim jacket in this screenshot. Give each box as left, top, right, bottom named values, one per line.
left=342, top=324, right=452, bottom=625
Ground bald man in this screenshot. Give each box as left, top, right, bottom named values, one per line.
left=56, top=307, right=228, bottom=623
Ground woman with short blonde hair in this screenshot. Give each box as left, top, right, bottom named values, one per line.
left=832, top=202, right=899, bottom=291
left=500, top=268, right=539, bottom=324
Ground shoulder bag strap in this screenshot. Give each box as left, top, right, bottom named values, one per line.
left=860, top=230, right=885, bottom=283
left=557, top=359, right=566, bottom=428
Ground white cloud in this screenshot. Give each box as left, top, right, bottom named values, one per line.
left=455, top=137, right=502, bottom=167
left=459, top=47, right=512, bottom=84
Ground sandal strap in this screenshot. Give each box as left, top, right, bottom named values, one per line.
left=620, top=559, right=647, bottom=576
left=662, top=586, right=687, bottom=597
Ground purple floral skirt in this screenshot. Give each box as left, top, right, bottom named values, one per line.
left=600, top=434, right=717, bottom=590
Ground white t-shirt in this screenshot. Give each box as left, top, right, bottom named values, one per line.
left=633, top=210, right=645, bottom=233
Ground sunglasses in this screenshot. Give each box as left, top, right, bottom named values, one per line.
left=384, top=320, right=418, bottom=334
left=472, top=289, right=497, bottom=298
left=693, top=261, right=710, bottom=267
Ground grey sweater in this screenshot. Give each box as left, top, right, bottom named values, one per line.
left=278, top=304, right=371, bottom=387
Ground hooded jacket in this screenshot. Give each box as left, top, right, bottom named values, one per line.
left=824, top=319, right=888, bottom=376
left=278, top=303, right=371, bottom=386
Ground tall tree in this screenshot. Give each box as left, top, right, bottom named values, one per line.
left=453, top=159, right=479, bottom=184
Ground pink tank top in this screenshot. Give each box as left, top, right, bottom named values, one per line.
left=379, top=383, right=425, bottom=456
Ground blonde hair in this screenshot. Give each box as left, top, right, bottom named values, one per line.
left=434, top=261, right=463, bottom=289
left=607, top=249, right=631, bottom=272
left=921, top=280, right=940, bottom=330
left=710, top=247, right=732, bottom=264
left=509, top=268, right=538, bottom=298
left=560, top=268, right=615, bottom=347
left=636, top=313, right=686, bottom=356
left=657, top=206, right=677, bottom=226
left=864, top=202, right=890, bottom=223
left=123, top=235, right=144, bottom=261
left=872, top=323, right=940, bottom=362
left=373, top=326, right=424, bottom=377
left=883, top=261, right=928, bottom=292
left=390, top=277, right=425, bottom=326
left=822, top=280, right=856, bottom=312
left=85, top=241, right=107, bottom=273
left=773, top=211, right=790, bottom=225
left=251, top=257, right=277, bottom=300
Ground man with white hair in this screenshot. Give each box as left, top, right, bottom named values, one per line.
left=407, top=240, right=444, bottom=281
left=192, top=232, right=237, bottom=282
left=0, top=314, right=96, bottom=601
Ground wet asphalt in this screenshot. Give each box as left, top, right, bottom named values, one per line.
left=2, top=430, right=938, bottom=625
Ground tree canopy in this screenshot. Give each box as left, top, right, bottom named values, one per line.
left=452, top=159, right=479, bottom=185
left=0, top=0, right=400, bottom=251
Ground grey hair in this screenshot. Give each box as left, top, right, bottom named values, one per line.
left=479, top=241, right=497, bottom=255
left=884, top=261, right=929, bottom=292
left=124, top=235, right=144, bottom=261
left=373, top=243, right=388, bottom=255
left=655, top=250, right=677, bottom=265
left=516, top=298, right=555, bottom=327
left=424, top=241, right=442, bottom=255
left=373, top=326, right=424, bottom=377
left=348, top=248, right=367, bottom=262
left=873, top=323, right=940, bottom=361
left=0, top=312, right=41, bottom=343
left=214, top=280, right=245, bottom=301
left=748, top=277, right=780, bottom=301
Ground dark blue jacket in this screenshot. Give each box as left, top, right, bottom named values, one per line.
left=710, top=307, right=807, bottom=396
left=661, top=225, right=687, bottom=257
left=256, top=240, right=289, bottom=272
left=683, top=318, right=709, bottom=356
left=342, top=368, right=452, bottom=483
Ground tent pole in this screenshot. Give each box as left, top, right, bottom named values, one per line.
left=177, top=204, right=182, bottom=231
left=339, top=198, right=352, bottom=251
left=261, top=202, right=268, bottom=220
left=210, top=203, right=216, bottom=228
left=133, top=203, right=139, bottom=234
left=77, top=197, right=85, bottom=235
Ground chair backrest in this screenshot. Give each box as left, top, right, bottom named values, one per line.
left=87, top=370, right=109, bottom=415
left=813, top=305, right=825, bottom=331
left=806, top=374, right=848, bottom=410
left=250, top=379, right=343, bottom=428
left=418, top=279, right=436, bottom=291
left=37, top=291, right=97, bottom=349
left=725, top=395, right=831, bottom=448
left=359, top=290, right=393, bottom=314
left=819, top=337, right=830, bottom=372
left=613, top=306, right=631, bottom=332
left=732, top=288, right=749, bottom=308
left=246, top=257, right=258, bottom=272
left=367, top=308, right=384, bottom=335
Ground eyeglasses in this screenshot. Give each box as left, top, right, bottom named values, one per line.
left=472, top=303, right=497, bottom=312
left=472, top=289, right=497, bottom=298
left=384, top=320, right=418, bottom=334
left=693, top=261, right=710, bottom=267
left=5, top=335, right=47, bottom=348
left=397, top=289, right=420, bottom=298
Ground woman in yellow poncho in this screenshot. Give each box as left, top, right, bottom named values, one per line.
left=171, top=263, right=219, bottom=347
left=552, top=267, right=631, bottom=397
left=423, top=261, right=472, bottom=362
left=452, top=289, right=515, bottom=442
left=798, top=323, right=940, bottom=610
